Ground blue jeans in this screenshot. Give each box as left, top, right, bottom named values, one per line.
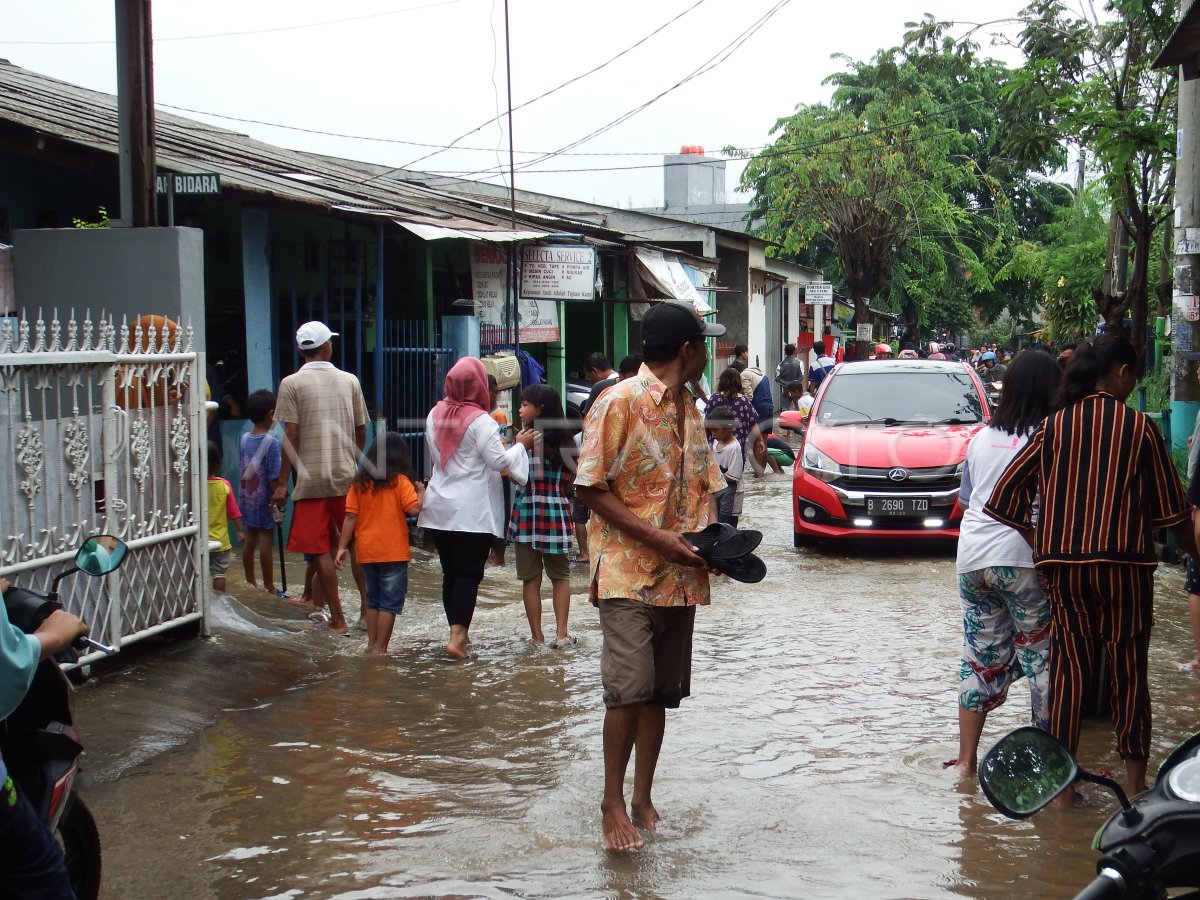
left=362, top=561, right=408, bottom=616
left=0, top=774, right=76, bottom=899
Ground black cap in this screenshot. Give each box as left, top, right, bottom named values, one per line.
left=641, top=301, right=726, bottom=347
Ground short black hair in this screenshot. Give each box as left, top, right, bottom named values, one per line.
left=298, top=345, right=321, bottom=361
left=733, top=344, right=748, bottom=356
left=583, top=352, right=612, bottom=373
left=244, top=389, right=276, bottom=425
left=784, top=343, right=796, bottom=356
left=207, top=440, right=222, bottom=473
left=487, top=374, right=498, bottom=391
left=812, top=341, right=826, bottom=355
left=705, top=406, right=736, bottom=429
left=618, top=353, right=643, bottom=376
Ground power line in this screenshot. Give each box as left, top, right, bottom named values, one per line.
left=157, top=101, right=758, bottom=156
left=412, top=100, right=988, bottom=178
left=394, top=0, right=710, bottom=173
left=0, top=0, right=475, bottom=45
left=434, top=0, right=791, bottom=186
left=427, top=0, right=792, bottom=188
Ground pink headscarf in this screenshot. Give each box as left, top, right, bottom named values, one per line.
left=431, top=357, right=492, bottom=464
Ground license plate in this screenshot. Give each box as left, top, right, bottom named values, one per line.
left=866, top=497, right=930, bottom=517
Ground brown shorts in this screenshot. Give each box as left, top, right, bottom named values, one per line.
left=598, top=598, right=695, bottom=709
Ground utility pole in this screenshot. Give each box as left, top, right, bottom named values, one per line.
left=114, top=0, right=156, bottom=227
left=1174, top=0, right=1200, bottom=433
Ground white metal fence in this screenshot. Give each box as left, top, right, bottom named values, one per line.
left=0, top=310, right=206, bottom=662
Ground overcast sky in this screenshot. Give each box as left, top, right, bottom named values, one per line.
left=3, top=0, right=1032, bottom=209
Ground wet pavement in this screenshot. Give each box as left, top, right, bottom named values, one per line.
left=74, top=473, right=1200, bottom=899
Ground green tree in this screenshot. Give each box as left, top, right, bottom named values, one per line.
left=1007, top=0, right=1179, bottom=365
left=997, top=182, right=1110, bottom=342
left=735, top=25, right=1052, bottom=352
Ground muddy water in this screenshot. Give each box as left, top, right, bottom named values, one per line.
left=77, top=473, right=1200, bottom=899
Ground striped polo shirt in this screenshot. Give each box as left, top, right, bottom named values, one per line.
left=983, top=391, right=1188, bottom=566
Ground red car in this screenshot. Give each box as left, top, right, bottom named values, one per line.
left=791, top=358, right=990, bottom=545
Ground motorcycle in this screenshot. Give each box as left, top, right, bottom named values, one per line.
left=979, top=725, right=1200, bottom=899
left=1, top=535, right=125, bottom=900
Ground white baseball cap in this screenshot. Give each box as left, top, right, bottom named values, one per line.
left=296, top=321, right=338, bottom=349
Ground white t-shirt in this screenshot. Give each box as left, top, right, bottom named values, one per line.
left=712, top=438, right=744, bottom=488
left=417, top=413, right=529, bottom=538
left=956, top=425, right=1036, bottom=574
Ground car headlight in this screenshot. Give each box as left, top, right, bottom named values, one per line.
left=802, top=443, right=842, bottom=483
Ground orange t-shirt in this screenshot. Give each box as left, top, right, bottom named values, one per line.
left=344, top=477, right=421, bottom=563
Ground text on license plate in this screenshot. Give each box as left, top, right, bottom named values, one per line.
left=866, top=497, right=930, bottom=516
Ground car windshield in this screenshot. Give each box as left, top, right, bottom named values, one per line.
left=817, top=370, right=984, bottom=426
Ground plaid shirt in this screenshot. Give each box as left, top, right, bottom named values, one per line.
left=507, top=452, right=573, bottom=553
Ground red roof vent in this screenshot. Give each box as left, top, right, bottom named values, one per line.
left=680, top=145, right=705, bottom=156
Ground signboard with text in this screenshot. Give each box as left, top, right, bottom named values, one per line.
left=156, top=173, right=221, bottom=195
left=469, top=244, right=561, bottom=343
left=520, top=244, right=596, bottom=301
left=805, top=282, right=833, bottom=305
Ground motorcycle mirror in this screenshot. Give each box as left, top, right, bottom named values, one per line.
left=75, top=535, right=128, bottom=577
left=978, top=726, right=1078, bottom=820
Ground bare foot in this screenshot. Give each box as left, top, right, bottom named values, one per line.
left=942, top=757, right=976, bottom=778
left=601, top=800, right=644, bottom=851
left=445, top=641, right=470, bottom=660
left=327, top=623, right=349, bottom=636
left=630, top=799, right=661, bottom=830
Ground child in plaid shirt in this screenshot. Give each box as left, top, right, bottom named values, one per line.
left=509, top=384, right=576, bottom=646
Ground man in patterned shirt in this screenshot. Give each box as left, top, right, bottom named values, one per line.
left=575, top=301, right=726, bottom=852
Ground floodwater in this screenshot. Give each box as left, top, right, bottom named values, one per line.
left=76, top=473, right=1200, bottom=899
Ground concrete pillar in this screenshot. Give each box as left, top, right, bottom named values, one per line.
left=241, top=208, right=273, bottom=392
left=546, top=303, right=566, bottom=401
left=1172, top=0, right=1200, bottom=452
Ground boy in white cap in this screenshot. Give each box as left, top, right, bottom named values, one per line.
left=272, top=321, right=369, bottom=635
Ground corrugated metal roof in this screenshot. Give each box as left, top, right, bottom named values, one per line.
left=0, top=62, right=643, bottom=245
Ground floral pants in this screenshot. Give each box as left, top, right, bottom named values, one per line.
left=957, top=566, right=1051, bottom=729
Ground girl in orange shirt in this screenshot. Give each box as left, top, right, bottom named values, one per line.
left=335, top=433, right=424, bottom=654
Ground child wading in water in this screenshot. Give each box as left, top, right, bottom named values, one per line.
left=239, top=389, right=283, bottom=595
left=509, top=384, right=576, bottom=645
left=335, top=432, right=424, bottom=654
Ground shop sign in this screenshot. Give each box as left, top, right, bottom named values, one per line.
left=469, top=244, right=561, bottom=343
left=520, top=244, right=596, bottom=301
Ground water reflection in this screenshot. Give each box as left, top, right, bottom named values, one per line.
left=75, top=474, right=1200, bottom=899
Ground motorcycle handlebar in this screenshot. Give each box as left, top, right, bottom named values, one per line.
left=1073, top=870, right=1125, bottom=900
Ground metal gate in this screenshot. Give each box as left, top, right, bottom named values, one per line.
left=380, top=320, right=455, bottom=477
left=0, top=311, right=206, bottom=663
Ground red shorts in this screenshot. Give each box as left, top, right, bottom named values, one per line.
left=287, top=496, right=346, bottom=554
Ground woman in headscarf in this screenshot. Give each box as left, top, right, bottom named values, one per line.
left=418, top=358, right=537, bottom=658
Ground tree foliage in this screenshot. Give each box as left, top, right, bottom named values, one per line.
left=1001, top=0, right=1178, bottom=362
left=735, top=24, right=1047, bottom=350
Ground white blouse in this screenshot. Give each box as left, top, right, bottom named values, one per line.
left=417, top=412, right=529, bottom=537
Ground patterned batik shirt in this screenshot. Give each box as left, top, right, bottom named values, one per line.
left=508, top=452, right=573, bottom=554
left=575, top=363, right=725, bottom=607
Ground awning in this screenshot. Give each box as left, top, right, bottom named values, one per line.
left=633, top=248, right=712, bottom=313
left=394, top=221, right=549, bottom=242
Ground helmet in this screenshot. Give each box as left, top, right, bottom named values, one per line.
left=980, top=351, right=997, bottom=363
left=898, top=349, right=919, bottom=359
left=874, top=343, right=893, bottom=357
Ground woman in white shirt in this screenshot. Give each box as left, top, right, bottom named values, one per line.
left=949, top=349, right=1060, bottom=777
left=419, top=358, right=536, bottom=659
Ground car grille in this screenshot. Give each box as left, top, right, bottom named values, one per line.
left=833, top=464, right=960, bottom=493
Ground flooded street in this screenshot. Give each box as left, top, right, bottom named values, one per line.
left=77, top=474, right=1200, bottom=899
